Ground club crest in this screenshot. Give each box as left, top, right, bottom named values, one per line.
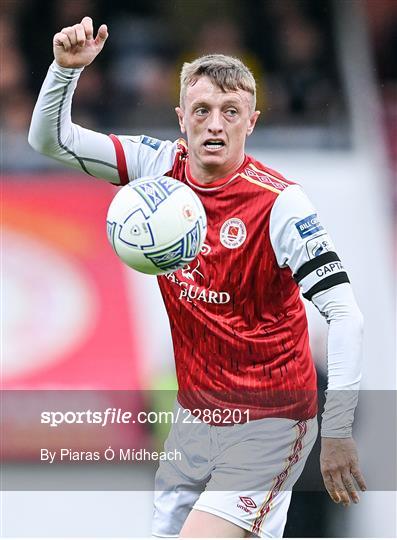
left=220, top=218, right=247, bottom=249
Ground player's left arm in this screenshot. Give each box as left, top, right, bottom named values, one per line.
left=269, top=184, right=367, bottom=506
left=309, top=284, right=367, bottom=505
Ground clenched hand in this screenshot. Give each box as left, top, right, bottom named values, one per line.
left=53, top=16, right=108, bottom=69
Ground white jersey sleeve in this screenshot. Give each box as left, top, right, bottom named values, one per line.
left=270, top=185, right=363, bottom=437
left=269, top=184, right=347, bottom=300
left=109, top=134, right=177, bottom=184
left=28, top=61, right=176, bottom=184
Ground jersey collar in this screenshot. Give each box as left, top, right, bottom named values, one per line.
left=185, top=155, right=250, bottom=191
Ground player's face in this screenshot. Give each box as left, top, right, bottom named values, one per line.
left=176, top=76, right=260, bottom=184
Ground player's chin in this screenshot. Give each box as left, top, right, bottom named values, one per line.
left=200, top=152, right=225, bottom=166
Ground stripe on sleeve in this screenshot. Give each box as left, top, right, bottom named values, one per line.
left=303, top=272, right=350, bottom=300
left=293, top=251, right=350, bottom=301
left=109, top=134, right=129, bottom=185
left=294, top=251, right=340, bottom=282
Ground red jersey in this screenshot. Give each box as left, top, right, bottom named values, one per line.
left=153, top=140, right=318, bottom=420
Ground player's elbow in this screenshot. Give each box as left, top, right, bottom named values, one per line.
left=28, top=124, right=44, bottom=154
left=28, top=135, right=40, bottom=155
left=28, top=109, right=56, bottom=155
left=338, top=302, right=364, bottom=339
left=28, top=125, right=56, bottom=156
left=350, top=303, right=364, bottom=337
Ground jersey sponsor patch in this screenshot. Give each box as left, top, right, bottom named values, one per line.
left=220, top=218, right=247, bottom=249
left=295, top=214, right=324, bottom=239
left=293, top=251, right=350, bottom=300
left=305, top=233, right=334, bottom=259
left=141, top=136, right=161, bottom=150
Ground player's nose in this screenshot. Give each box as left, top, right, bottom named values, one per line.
left=207, top=110, right=224, bottom=134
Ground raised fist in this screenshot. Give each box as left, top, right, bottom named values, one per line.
left=53, top=16, right=108, bottom=68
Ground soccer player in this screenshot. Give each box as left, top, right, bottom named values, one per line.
left=29, top=17, right=367, bottom=538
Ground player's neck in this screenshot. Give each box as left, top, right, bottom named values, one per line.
left=189, top=155, right=246, bottom=186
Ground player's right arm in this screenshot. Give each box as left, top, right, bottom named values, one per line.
left=28, top=17, right=175, bottom=184
left=28, top=17, right=123, bottom=182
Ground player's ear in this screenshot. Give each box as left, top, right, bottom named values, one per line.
left=247, top=110, right=260, bottom=136
left=175, top=107, right=186, bottom=134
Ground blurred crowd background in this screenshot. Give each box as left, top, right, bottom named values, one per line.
left=2, top=0, right=396, bottom=186
left=2, top=0, right=396, bottom=538
left=2, top=0, right=347, bottom=131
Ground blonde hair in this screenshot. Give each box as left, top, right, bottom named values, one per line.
left=179, top=54, right=256, bottom=110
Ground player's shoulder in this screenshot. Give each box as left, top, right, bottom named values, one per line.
left=116, top=134, right=171, bottom=152
left=110, top=134, right=186, bottom=183
left=175, top=137, right=188, bottom=153
left=120, top=134, right=188, bottom=162
left=239, top=155, right=297, bottom=196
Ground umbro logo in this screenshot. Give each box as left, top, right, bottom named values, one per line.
left=239, top=496, right=257, bottom=508
left=237, top=495, right=257, bottom=514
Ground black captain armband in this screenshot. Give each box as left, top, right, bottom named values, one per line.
left=293, top=251, right=350, bottom=301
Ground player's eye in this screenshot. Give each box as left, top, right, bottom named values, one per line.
left=195, top=107, right=208, bottom=116
left=225, top=108, right=238, bottom=117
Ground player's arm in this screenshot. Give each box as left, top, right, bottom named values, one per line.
left=28, top=17, right=124, bottom=182
left=29, top=16, right=176, bottom=185
left=270, top=185, right=367, bottom=506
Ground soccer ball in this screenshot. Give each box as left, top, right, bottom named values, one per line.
left=106, top=176, right=207, bottom=275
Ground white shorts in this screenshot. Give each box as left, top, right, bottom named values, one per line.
left=152, top=401, right=318, bottom=538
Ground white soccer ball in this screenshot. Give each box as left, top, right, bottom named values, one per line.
left=106, top=176, right=207, bottom=275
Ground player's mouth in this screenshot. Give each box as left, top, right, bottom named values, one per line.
left=203, top=139, right=225, bottom=152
